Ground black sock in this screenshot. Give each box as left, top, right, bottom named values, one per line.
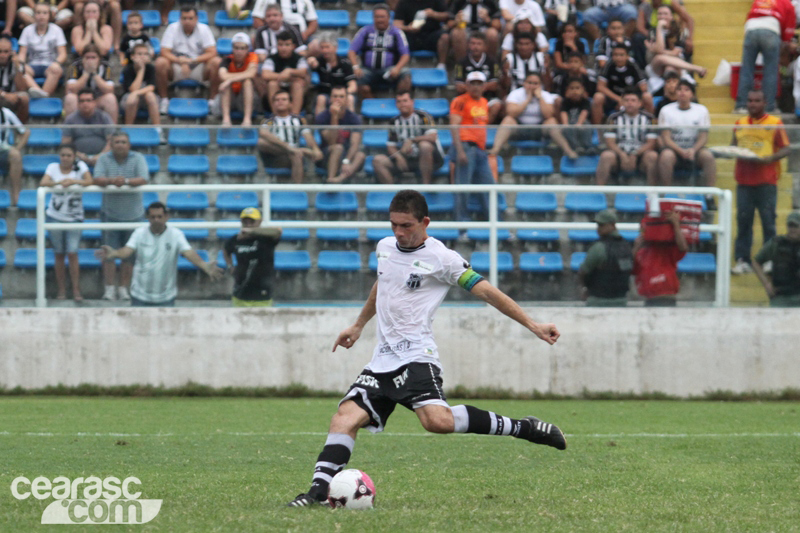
left=451, top=405, right=529, bottom=438
left=308, top=433, right=355, bottom=500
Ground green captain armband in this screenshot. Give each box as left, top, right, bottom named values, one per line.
left=457, top=268, right=484, bottom=291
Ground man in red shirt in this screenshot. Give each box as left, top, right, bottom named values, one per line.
left=633, top=210, right=688, bottom=306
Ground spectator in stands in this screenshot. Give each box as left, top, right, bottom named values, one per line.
left=448, top=0, right=502, bottom=60
left=18, top=2, right=67, bottom=98
left=316, top=86, right=366, bottom=184
left=72, top=0, right=122, bottom=51
left=219, top=32, right=258, bottom=127
left=252, top=0, right=318, bottom=45
left=222, top=207, right=282, bottom=308
left=120, top=43, right=159, bottom=127
left=578, top=210, right=633, bottom=307
left=542, top=0, right=576, bottom=39
left=64, top=44, right=117, bottom=123
left=156, top=6, right=221, bottom=116
left=306, top=31, right=356, bottom=116
left=373, top=91, right=445, bottom=185
left=499, top=0, right=545, bottom=32
left=583, top=0, right=638, bottom=42
left=98, top=201, right=222, bottom=307
left=502, top=32, right=547, bottom=93
left=490, top=71, right=576, bottom=159
left=635, top=0, right=695, bottom=66
left=557, top=77, right=594, bottom=157
left=0, top=101, right=28, bottom=205
left=253, top=4, right=305, bottom=63
left=752, top=211, right=800, bottom=306
left=633, top=209, right=687, bottom=306
left=258, top=89, right=321, bottom=183
left=118, top=11, right=151, bottom=64
left=393, top=0, right=450, bottom=70
left=552, top=21, right=584, bottom=72
left=18, top=0, right=73, bottom=31
left=349, top=4, right=411, bottom=100
left=657, top=80, right=715, bottom=188
left=643, top=5, right=706, bottom=87
left=733, top=0, right=795, bottom=114
left=730, top=89, right=790, bottom=275
left=594, top=18, right=631, bottom=70
left=71, top=1, right=113, bottom=57
left=552, top=51, right=596, bottom=98
left=654, top=70, right=679, bottom=117
left=596, top=87, right=658, bottom=185
left=500, top=14, right=549, bottom=63
left=591, top=43, right=652, bottom=125
left=0, top=37, right=30, bottom=123
left=40, top=144, right=92, bottom=302
left=92, top=130, right=149, bottom=302
left=454, top=32, right=503, bottom=123
left=261, top=30, right=308, bottom=116
left=63, top=88, right=113, bottom=166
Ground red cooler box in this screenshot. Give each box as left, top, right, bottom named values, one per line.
left=729, top=63, right=781, bottom=100
left=642, top=198, right=703, bottom=244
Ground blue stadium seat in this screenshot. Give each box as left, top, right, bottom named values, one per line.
left=318, top=250, right=361, bottom=272
left=337, top=38, right=349, bottom=57
left=167, top=155, right=210, bottom=175
left=317, top=10, right=350, bottom=28
left=368, top=251, right=378, bottom=271
left=466, top=229, right=512, bottom=242
left=436, top=129, right=452, bottom=150
left=568, top=229, right=599, bottom=243
left=214, top=10, right=253, bottom=27
left=365, top=191, right=394, bottom=214
left=178, top=250, right=210, bottom=271
left=216, top=37, right=232, bottom=56
left=264, top=166, right=291, bottom=179
left=166, top=191, right=210, bottom=212
left=317, top=228, right=360, bottom=243
left=678, top=253, right=716, bottom=274
left=410, top=68, right=448, bottom=89
left=515, top=192, right=557, bottom=215
left=422, top=192, right=455, bottom=214
left=0, top=190, right=10, bottom=209
left=311, top=71, right=320, bottom=85
left=411, top=50, right=436, bottom=59
left=216, top=228, right=239, bottom=240
left=150, top=37, right=160, bottom=56
left=520, top=252, right=564, bottom=273
left=275, top=250, right=312, bottom=272
left=168, top=99, right=209, bottom=120
left=168, top=128, right=210, bottom=149
left=217, top=128, right=258, bottom=148
left=123, top=127, right=160, bottom=149
left=361, top=99, right=398, bottom=121
left=142, top=192, right=159, bottom=209
left=664, top=193, right=706, bottom=211
left=467, top=193, right=508, bottom=214
left=76, top=249, right=102, bottom=269
left=172, top=219, right=210, bottom=241
left=511, top=155, right=554, bottom=177
left=559, top=155, right=600, bottom=176
left=470, top=252, right=514, bottom=273
left=169, top=10, right=208, bottom=24
left=29, top=98, right=63, bottom=119
left=548, top=36, right=590, bottom=55
left=81, top=219, right=101, bottom=241
left=17, top=190, right=49, bottom=211
left=10, top=37, right=18, bottom=53
left=570, top=252, right=586, bottom=272
left=216, top=191, right=259, bottom=213
left=427, top=228, right=460, bottom=241
left=315, top=192, right=358, bottom=215
left=174, top=78, right=205, bottom=89
left=517, top=229, right=560, bottom=244
left=362, top=130, right=388, bottom=150
left=145, top=154, right=161, bottom=174
left=279, top=227, right=310, bottom=242
left=0, top=249, right=5, bottom=268
left=122, top=10, right=160, bottom=28
left=217, top=155, right=259, bottom=176
left=614, top=193, right=647, bottom=214
left=0, top=218, right=5, bottom=238
left=82, top=192, right=102, bottom=212
left=28, top=128, right=62, bottom=149
left=22, top=154, right=59, bottom=176
left=366, top=228, right=393, bottom=242
left=509, top=138, right=548, bottom=151
left=270, top=192, right=309, bottom=214
left=564, top=192, right=607, bottom=214
left=14, top=248, right=55, bottom=269
left=486, top=128, right=496, bottom=149
left=415, top=99, right=450, bottom=119
left=356, top=9, right=394, bottom=26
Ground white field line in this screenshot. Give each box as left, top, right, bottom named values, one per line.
left=0, top=431, right=798, bottom=438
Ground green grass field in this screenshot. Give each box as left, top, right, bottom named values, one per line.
left=1, top=397, right=798, bottom=532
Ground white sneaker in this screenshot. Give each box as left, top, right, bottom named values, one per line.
left=732, top=107, right=748, bottom=114
left=160, top=97, right=170, bottom=115
left=436, top=63, right=446, bottom=71
left=762, top=260, right=772, bottom=274
left=118, top=287, right=131, bottom=301
left=102, top=286, right=117, bottom=300
left=208, top=97, right=220, bottom=116
left=27, top=87, right=48, bottom=99
left=731, top=259, right=753, bottom=274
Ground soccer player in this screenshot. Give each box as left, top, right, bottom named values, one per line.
left=287, top=189, right=566, bottom=508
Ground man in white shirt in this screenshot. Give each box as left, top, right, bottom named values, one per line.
left=18, top=2, right=67, bottom=98
left=287, top=189, right=565, bottom=508
left=155, top=6, right=222, bottom=115
left=499, top=0, right=545, bottom=31
left=97, top=201, right=222, bottom=306
left=657, top=79, right=716, bottom=187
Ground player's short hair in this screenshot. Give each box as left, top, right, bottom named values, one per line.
left=180, top=6, right=198, bottom=16
left=147, top=201, right=167, bottom=215
left=77, top=87, right=95, bottom=99
left=126, top=11, right=142, bottom=22
left=469, top=32, right=486, bottom=42
left=622, top=86, right=641, bottom=98
left=272, top=88, right=291, bottom=101
left=276, top=30, right=295, bottom=43
left=611, top=42, right=629, bottom=53
left=677, top=79, right=695, bottom=94
left=390, top=190, right=429, bottom=221
left=515, top=32, right=535, bottom=43
left=395, top=89, right=413, bottom=101
left=330, top=85, right=347, bottom=96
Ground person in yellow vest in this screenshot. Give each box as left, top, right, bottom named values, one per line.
left=730, top=89, right=791, bottom=275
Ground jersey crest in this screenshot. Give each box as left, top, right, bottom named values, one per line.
left=406, top=273, right=423, bottom=290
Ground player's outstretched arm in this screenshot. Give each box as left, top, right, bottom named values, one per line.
left=332, top=281, right=378, bottom=352
left=470, top=280, right=560, bottom=345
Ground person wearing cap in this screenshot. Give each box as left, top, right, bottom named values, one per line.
left=219, top=32, right=259, bottom=127
left=578, top=209, right=633, bottom=307
left=632, top=209, right=688, bottom=306
left=97, top=201, right=223, bottom=307
left=751, top=211, right=800, bottom=307
left=222, top=207, right=282, bottom=307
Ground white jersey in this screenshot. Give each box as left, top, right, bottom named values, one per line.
left=126, top=225, right=192, bottom=303
left=44, top=161, right=90, bottom=222
left=657, top=102, right=710, bottom=150
left=19, top=23, right=67, bottom=66
left=160, top=22, right=216, bottom=59
left=499, top=0, right=545, bottom=26
left=505, top=87, right=557, bottom=125
left=367, top=236, right=483, bottom=374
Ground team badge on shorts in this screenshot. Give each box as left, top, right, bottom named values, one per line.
left=406, top=273, right=423, bottom=290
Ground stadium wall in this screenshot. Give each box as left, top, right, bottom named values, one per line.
left=0, top=307, right=796, bottom=396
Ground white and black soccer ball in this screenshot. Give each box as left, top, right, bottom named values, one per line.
left=327, top=469, right=376, bottom=510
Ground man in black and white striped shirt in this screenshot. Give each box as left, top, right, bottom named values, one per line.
left=372, top=91, right=444, bottom=185
left=596, top=87, right=658, bottom=185
left=257, top=89, right=322, bottom=183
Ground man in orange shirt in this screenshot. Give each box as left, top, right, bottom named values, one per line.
left=730, top=89, right=791, bottom=274
left=450, top=71, right=492, bottom=224
left=219, top=33, right=259, bottom=127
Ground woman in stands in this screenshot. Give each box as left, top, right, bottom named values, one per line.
left=644, top=4, right=705, bottom=94
left=39, top=144, right=93, bottom=302
left=71, top=0, right=115, bottom=57
left=551, top=21, right=583, bottom=72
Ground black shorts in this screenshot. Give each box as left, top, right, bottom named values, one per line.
left=341, top=363, right=448, bottom=433
left=408, top=29, right=445, bottom=53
